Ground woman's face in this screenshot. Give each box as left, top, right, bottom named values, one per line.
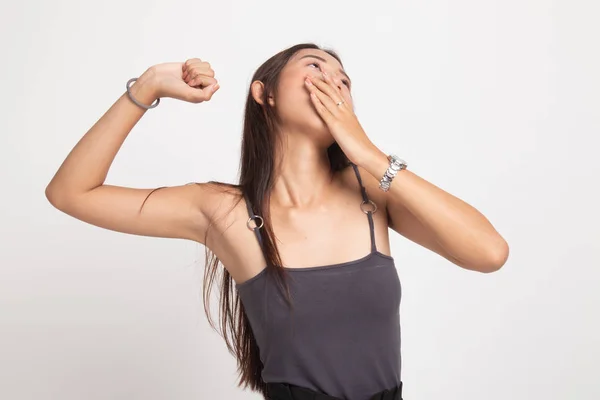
left=253, top=49, right=353, bottom=144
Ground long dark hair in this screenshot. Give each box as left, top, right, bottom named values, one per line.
left=178, top=43, right=352, bottom=398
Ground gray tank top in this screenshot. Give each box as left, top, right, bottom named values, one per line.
left=236, top=163, right=402, bottom=400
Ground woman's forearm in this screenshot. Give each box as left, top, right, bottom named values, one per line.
left=360, top=147, right=509, bottom=272
left=45, top=69, right=159, bottom=203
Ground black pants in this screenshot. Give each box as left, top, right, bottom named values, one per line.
left=265, top=381, right=403, bottom=400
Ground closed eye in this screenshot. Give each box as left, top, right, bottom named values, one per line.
left=308, top=62, right=350, bottom=88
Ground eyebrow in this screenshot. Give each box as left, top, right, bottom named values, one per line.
left=298, top=54, right=352, bottom=85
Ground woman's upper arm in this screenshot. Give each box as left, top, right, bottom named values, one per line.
left=353, top=164, right=457, bottom=263
left=46, top=182, right=223, bottom=243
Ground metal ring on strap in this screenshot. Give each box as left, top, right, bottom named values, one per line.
left=360, top=199, right=378, bottom=214
left=246, top=215, right=264, bottom=230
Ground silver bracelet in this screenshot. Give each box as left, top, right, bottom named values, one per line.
left=126, top=78, right=160, bottom=110
left=379, top=154, right=407, bottom=192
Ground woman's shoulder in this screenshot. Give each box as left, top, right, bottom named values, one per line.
left=337, top=163, right=388, bottom=211
left=185, top=180, right=246, bottom=224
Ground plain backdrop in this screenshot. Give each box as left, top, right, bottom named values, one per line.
left=1, top=0, right=598, bottom=399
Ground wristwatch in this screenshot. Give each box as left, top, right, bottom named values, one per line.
left=379, top=154, right=407, bottom=192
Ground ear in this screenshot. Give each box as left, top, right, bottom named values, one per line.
left=251, top=80, right=275, bottom=107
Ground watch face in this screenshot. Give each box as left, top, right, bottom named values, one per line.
left=388, top=155, right=403, bottom=165
left=387, top=154, right=407, bottom=173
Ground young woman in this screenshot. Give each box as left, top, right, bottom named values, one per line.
left=45, top=43, right=509, bottom=400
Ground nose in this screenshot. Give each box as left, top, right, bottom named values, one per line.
left=333, top=73, right=347, bottom=91
left=308, top=69, right=346, bottom=91
left=321, top=70, right=345, bottom=91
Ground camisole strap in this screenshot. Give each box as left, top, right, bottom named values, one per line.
left=350, top=162, right=378, bottom=253
left=245, top=163, right=378, bottom=256
left=244, top=193, right=266, bottom=252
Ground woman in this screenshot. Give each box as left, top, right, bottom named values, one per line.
left=45, top=43, right=509, bottom=400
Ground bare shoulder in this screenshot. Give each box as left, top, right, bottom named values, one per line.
left=186, top=181, right=246, bottom=240
left=335, top=162, right=393, bottom=256
left=337, top=163, right=388, bottom=213
left=189, top=181, right=242, bottom=215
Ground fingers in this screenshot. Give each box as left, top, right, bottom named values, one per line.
left=188, top=74, right=218, bottom=89
left=183, top=67, right=218, bottom=88
left=182, top=58, right=215, bottom=81
left=305, top=74, right=346, bottom=114
left=331, top=74, right=352, bottom=110
left=178, top=57, right=221, bottom=104
left=185, top=82, right=220, bottom=103
left=320, top=72, right=345, bottom=101
left=183, top=58, right=209, bottom=74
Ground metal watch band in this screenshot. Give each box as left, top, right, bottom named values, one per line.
left=379, top=154, right=407, bottom=192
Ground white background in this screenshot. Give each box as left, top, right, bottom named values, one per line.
left=1, top=0, right=598, bottom=399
